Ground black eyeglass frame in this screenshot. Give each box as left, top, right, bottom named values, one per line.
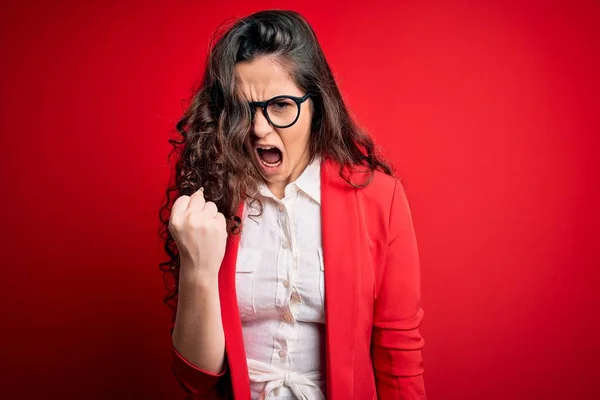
left=248, top=93, right=312, bottom=128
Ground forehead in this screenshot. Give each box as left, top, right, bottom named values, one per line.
left=234, top=56, right=302, bottom=100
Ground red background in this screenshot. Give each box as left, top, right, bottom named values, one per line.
left=1, top=0, right=598, bottom=398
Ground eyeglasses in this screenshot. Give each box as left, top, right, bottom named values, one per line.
left=248, top=93, right=311, bottom=128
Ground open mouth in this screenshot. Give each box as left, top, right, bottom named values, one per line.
left=256, top=146, right=283, bottom=168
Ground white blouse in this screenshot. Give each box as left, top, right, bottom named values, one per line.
left=236, top=157, right=326, bottom=399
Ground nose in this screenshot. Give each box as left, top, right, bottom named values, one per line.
left=252, top=107, right=273, bottom=138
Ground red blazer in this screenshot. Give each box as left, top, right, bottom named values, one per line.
left=171, top=158, right=426, bottom=399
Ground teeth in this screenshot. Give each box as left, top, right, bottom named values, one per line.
left=260, top=159, right=281, bottom=167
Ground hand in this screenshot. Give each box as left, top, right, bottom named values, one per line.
left=168, top=187, right=227, bottom=282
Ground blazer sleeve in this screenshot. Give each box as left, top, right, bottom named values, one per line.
left=372, top=179, right=426, bottom=399
left=169, top=323, right=231, bottom=399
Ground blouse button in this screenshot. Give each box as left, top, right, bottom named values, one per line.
left=283, top=313, right=292, bottom=323
left=282, top=280, right=290, bottom=288
left=282, top=241, right=289, bottom=249
left=278, top=205, right=284, bottom=212
left=278, top=350, right=286, bottom=358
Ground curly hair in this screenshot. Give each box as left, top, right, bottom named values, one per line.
left=158, top=10, right=394, bottom=319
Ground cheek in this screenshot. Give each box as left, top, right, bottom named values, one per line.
left=282, top=127, right=310, bottom=157
left=280, top=108, right=312, bottom=159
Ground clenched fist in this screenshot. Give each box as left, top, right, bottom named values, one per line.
left=168, top=187, right=228, bottom=282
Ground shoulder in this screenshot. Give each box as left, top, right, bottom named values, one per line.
left=321, top=157, right=405, bottom=216
left=363, top=169, right=398, bottom=197
left=359, top=169, right=400, bottom=215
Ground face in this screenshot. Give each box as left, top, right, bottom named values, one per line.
left=234, top=56, right=313, bottom=197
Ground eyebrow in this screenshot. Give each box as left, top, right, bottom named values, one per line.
left=247, top=95, right=296, bottom=103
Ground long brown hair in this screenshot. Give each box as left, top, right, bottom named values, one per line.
left=158, top=10, right=393, bottom=314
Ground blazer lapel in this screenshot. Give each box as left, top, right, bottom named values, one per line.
left=321, top=158, right=360, bottom=399
left=219, top=202, right=251, bottom=400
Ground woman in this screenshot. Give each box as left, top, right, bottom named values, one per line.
left=159, top=9, right=426, bottom=400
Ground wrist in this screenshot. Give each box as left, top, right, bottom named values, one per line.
left=179, top=266, right=219, bottom=290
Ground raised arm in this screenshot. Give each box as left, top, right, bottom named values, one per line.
left=169, top=187, right=230, bottom=398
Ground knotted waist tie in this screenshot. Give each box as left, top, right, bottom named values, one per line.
left=247, top=359, right=325, bottom=400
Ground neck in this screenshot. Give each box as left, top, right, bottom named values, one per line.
left=267, top=151, right=311, bottom=199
